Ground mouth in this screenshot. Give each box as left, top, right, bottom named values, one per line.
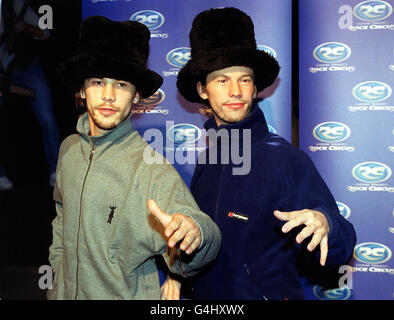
left=224, top=102, right=245, bottom=110
left=98, top=106, right=117, bottom=116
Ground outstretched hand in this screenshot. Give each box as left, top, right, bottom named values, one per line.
left=274, top=209, right=329, bottom=266
left=148, top=199, right=202, bottom=254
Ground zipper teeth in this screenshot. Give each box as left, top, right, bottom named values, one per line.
left=214, top=164, right=225, bottom=218
left=75, top=146, right=95, bottom=300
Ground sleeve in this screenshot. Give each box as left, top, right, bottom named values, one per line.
left=147, top=163, right=221, bottom=278
left=279, top=149, right=357, bottom=268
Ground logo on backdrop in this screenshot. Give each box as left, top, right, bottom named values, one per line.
left=348, top=81, right=394, bottom=112
left=257, top=45, right=277, bottom=58
left=338, top=1, right=394, bottom=31
left=313, top=42, right=351, bottom=64
left=309, top=42, right=355, bottom=73
left=130, top=10, right=168, bottom=38
left=348, top=161, right=393, bottom=192
left=336, top=201, right=351, bottom=219
left=309, top=121, right=355, bottom=152
left=163, top=47, right=191, bottom=77
left=351, top=242, right=394, bottom=274
left=133, top=89, right=169, bottom=115
left=167, top=123, right=202, bottom=149
left=313, top=286, right=352, bottom=300
left=352, top=81, right=392, bottom=103
left=354, top=242, right=392, bottom=264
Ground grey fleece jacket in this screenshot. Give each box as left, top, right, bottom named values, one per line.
left=47, top=113, right=221, bottom=300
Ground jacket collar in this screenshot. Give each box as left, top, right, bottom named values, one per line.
left=77, top=112, right=136, bottom=160
left=203, top=103, right=269, bottom=143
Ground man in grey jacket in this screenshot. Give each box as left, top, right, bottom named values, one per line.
left=47, top=16, right=221, bottom=300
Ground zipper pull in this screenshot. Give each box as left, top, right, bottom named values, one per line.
left=89, top=147, right=95, bottom=161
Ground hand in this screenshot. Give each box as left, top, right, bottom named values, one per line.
left=148, top=199, right=202, bottom=254
left=274, top=209, right=329, bottom=266
left=160, top=275, right=181, bottom=300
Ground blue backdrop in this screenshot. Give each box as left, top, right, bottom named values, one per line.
left=82, top=0, right=393, bottom=300
left=299, top=0, right=394, bottom=300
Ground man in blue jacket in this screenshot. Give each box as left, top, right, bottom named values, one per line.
left=162, top=7, right=356, bottom=300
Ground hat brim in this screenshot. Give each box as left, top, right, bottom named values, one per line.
left=58, top=52, right=163, bottom=99
left=177, top=48, right=280, bottom=104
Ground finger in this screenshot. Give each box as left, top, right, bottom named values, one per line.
left=168, top=224, right=188, bottom=248
left=319, top=235, right=328, bottom=266
left=169, top=282, right=180, bottom=300
left=160, top=283, right=168, bottom=300
left=295, top=224, right=316, bottom=244
left=185, top=236, right=201, bottom=254
left=148, top=199, right=172, bottom=227
left=281, top=214, right=307, bottom=233
left=307, top=230, right=324, bottom=252
left=179, top=230, right=199, bottom=252
left=273, top=210, right=296, bottom=222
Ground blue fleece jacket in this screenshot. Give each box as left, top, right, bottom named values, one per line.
left=190, top=104, right=356, bottom=300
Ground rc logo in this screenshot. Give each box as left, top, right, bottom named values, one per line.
left=167, top=123, right=201, bottom=146
left=352, top=81, right=392, bottom=103
left=130, top=10, right=165, bottom=30
left=336, top=201, right=351, bottom=219
left=354, top=1, right=393, bottom=21
left=313, top=122, right=351, bottom=143
left=166, top=47, right=191, bottom=68
left=257, top=45, right=277, bottom=58
left=352, top=162, right=392, bottom=183
left=313, top=42, right=351, bottom=63
left=354, top=242, right=392, bottom=264
left=313, top=286, right=352, bottom=300
left=137, top=89, right=165, bottom=107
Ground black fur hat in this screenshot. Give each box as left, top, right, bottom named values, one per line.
left=177, top=7, right=280, bottom=104
left=58, top=16, right=163, bottom=98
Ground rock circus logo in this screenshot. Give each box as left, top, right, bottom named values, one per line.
left=353, top=242, right=392, bottom=264
left=166, top=47, right=191, bottom=68
left=167, top=123, right=201, bottom=146
left=313, top=122, right=351, bottom=143
left=313, top=286, right=352, bottom=300
left=130, top=10, right=165, bottom=30
left=336, top=201, right=351, bottom=219
left=313, top=42, right=351, bottom=63
left=352, top=162, right=392, bottom=183
left=257, top=45, right=277, bottom=58
left=352, top=81, right=392, bottom=103
left=137, top=89, right=165, bottom=107
left=354, top=1, right=393, bottom=21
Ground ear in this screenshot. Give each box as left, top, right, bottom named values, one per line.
left=197, top=82, right=208, bottom=100
left=133, top=91, right=141, bottom=104
left=79, top=87, right=86, bottom=99
left=253, top=85, right=258, bottom=99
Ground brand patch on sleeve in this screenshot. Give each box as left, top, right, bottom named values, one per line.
left=227, top=211, right=249, bottom=222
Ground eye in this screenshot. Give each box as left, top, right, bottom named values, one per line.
left=91, top=79, right=103, bottom=86
left=216, top=78, right=228, bottom=84
left=240, top=77, right=253, bottom=84
left=117, top=82, right=128, bottom=88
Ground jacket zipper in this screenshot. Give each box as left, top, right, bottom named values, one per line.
left=214, top=163, right=225, bottom=219
left=74, top=144, right=95, bottom=300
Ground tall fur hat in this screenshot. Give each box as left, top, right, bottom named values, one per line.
left=58, top=15, right=163, bottom=98
left=177, top=7, right=280, bottom=104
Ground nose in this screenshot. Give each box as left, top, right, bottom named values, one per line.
left=228, top=80, right=242, bottom=98
left=102, top=83, right=116, bottom=102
